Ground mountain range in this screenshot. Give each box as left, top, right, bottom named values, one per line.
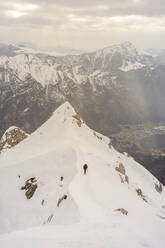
left=0, top=41, right=165, bottom=184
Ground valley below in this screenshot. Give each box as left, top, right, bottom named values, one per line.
left=110, top=123, right=165, bottom=185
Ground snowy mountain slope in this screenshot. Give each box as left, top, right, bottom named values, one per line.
left=0, top=102, right=164, bottom=247
left=91, top=41, right=147, bottom=71
left=0, top=52, right=118, bottom=88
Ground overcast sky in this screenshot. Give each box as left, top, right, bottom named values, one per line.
left=0, top=0, right=165, bottom=51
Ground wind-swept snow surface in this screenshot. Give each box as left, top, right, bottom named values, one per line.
left=0, top=102, right=165, bottom=247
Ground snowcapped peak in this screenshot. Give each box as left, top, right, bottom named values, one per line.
left=120, top=41, right=138, bottom=51
left=97, top=41, right=137, bottom=55
left=92, top=41, right=147, bottom=72
left=54, top=101, right=75, bottom=115
left=121, top=41, right=134, bottom=47
left=43, top=101, right=85, bottom=130
left=53, top=101, right=83, bottom=121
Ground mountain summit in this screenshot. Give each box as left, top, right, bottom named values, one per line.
left=0, top=102, right=164, bottom=247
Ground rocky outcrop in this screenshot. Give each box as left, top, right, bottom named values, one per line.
left=21, top=177, right=38, bottom=200
left=115, top=163, right=126, bottom=175
left=115, top=163, right=129, bottom=184
left=57, top=195, right=68, bottom=207
left=0, top=126, right=28, bottom=152
left=155, top=182, right=163, bottom=193
left=72, top=111, right=84, bottom=127
left=115, top=208, right=128, bottom=215
left=136, top=188, right=147, bottom=202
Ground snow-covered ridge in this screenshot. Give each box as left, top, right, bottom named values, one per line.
left=0, top=102, right=164, bottom=247
left=120, top=61, right=145, bottom=72
left=0, top=42, right=154, bottom=88
left=95, top=41, right=138, bottom=59
left=92, top=41, right=149, bottom=71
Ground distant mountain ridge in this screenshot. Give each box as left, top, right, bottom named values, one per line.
left=0, top=41, right=164, bottom=136
left=0, top=42, right=84, bottom=57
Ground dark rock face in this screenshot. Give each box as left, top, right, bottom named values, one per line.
left=21, top=177, right=38, bottom=199
left=57, top=195, right=68, bottom=207
left=25, top=184, right=37, bottom=199
left=0, top=70, right=58, bottom=137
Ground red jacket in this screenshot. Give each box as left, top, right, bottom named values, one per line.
left=83, top=164, right=88, bottom=169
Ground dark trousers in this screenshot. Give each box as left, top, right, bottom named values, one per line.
left=84, top=168, right=87, bottom=174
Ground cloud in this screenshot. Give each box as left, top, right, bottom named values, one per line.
left=0, top=0, right=164, bottom=50
left=22, top=0, right=165, bottom=17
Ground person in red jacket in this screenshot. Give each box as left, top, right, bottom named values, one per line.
left=83, top=164, right=88, bottom=175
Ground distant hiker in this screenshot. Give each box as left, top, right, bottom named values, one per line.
left=59, top=176, right=64, bottom=187
left=83, top=164, right=88, bottom=175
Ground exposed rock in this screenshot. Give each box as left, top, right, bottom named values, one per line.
left=136, top=188, right=147, bottom=202
left=115, top=163, right=126, bottom=175
left=25, top=184, right=37, bottom=199
left=21, top=182, right=31, bottom=191
left=154, top=182, right=163, bottom=193
left=108, top=141, right=112, bottom=149
left=57, top=194, right=68, bottom=207
left=115, top=208, right=128, bottom=215
left=125, top=175, right=129, bottom=184
left=116, top=163, right=129, bottom=184
left=0, top=127, right=28, bottom=152
left=93, top=132, right=102, bottom=140
left=21, top=177, right=38, bottom=200
left=72, top=111, right=84, bottom=127
left=47, top=214, right=53, bottom=223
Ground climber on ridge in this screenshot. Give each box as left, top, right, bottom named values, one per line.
left=83, top=163, right=88, bottom=175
